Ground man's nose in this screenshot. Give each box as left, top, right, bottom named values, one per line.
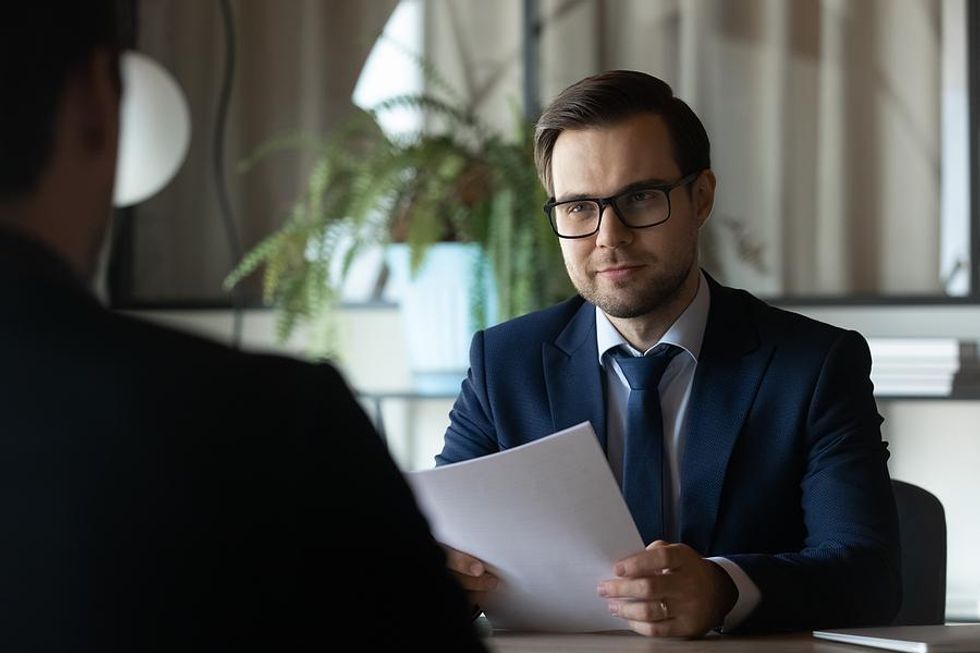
left=594, top=204, right=632, bottom=248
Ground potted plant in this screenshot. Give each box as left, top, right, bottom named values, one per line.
left=224, top=91, right=573, bottom=385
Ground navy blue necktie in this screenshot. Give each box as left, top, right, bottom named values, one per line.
left=614, top=343, right=682, bottom=544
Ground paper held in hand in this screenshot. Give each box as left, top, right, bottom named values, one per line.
left=406, top=422, right=644, bottom=632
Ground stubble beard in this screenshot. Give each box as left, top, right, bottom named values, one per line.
left=569, top=250, right=696, bottom=319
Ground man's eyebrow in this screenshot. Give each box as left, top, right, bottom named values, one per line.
left=553, top=191, right=594, bottom=203
left=554, top=178, right=674, bottom=203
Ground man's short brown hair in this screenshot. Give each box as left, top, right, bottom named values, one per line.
left=533, top=70, right=711, bottom=195
left=0, top=1, right=124, bottom=200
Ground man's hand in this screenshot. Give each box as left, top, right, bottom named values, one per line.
left=443, top=545, right=499, bottom=615
left=598, top=541, right=738, bottom=638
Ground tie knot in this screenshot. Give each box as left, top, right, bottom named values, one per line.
left=614, top=343, right=682, bottom=390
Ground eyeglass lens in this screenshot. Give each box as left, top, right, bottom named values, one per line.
left=551, top=189, right=670, bottom=237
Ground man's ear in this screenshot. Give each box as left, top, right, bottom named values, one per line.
left=693, top=169, right=716, bottom=228
left=69, top=48, right=120, bottom=156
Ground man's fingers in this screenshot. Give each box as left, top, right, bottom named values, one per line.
left=616, top=543, right=686, bottom=577
left=451, top=569, right=500, bottom=592
left=608, top=598, right=671, bottom=622
left=599, top=574, right=681, bottom=600
left=443, top=545, right=499, bottom=595
left=443, top=545, right=486, bottom=576
left=625, top=618, right=678, bottom=638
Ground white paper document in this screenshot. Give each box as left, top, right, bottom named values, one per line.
left=406, top=422, right=644, bottom=632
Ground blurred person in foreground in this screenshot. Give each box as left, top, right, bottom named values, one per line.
left=0, top=3, right=484, bottom=650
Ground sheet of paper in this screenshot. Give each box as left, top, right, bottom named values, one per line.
left=406, top=422, right=644, bottom=632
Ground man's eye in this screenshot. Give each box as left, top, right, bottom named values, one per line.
left=567, top=202, right=589, bottom=213
left=628, top=191, right=655, bottom=203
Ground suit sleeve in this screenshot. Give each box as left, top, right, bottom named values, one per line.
left=726, top=330, right=902, bottom=633
left=436, top=330, right=501, bottom=465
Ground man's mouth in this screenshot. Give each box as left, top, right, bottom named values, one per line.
left=595, top=264, right=644, bottom=280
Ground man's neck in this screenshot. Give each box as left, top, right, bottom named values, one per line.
left=0, top=200, right=99, bottom=283
left=605, top=269, right=701, bottom=352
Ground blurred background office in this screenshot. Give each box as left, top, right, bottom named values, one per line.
left=110, top=0, right=978, bottom=623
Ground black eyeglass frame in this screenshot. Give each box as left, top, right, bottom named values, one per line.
left=542, top=170, right=703, bottom=239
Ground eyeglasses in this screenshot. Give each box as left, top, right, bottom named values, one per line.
left=542, top=170, right=702, bottom=239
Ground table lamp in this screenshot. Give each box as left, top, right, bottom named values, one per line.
left=113, top=50, right=190, bottom=208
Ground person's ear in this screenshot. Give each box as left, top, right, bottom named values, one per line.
left=70, top=48, right=120, bottom=156
left=693, top=169, right=716, bottom=228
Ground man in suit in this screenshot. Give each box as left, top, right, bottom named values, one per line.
left=0, top=3, right=484, bottom=650
left=438, top=70, right=900, bottom=636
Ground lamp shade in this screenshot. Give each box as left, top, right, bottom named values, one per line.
left=113, top=51, right=191, bottom=207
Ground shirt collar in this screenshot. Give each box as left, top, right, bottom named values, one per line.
left=596, top=269, right=711, bottom=365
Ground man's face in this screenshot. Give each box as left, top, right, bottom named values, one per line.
left=550, top=113, right=713, bottom=319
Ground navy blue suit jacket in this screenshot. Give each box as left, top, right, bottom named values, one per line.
left=438, top=274, right=901, bottom=633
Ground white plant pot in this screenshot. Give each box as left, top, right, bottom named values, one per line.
left=385, top=243, right=497, bottom=394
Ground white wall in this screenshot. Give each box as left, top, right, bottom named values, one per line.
left=127, top=306, right=450, bottom=468
left=881, top=401, right=980, bottom=620
left=130, top=303, right=980, bottom=620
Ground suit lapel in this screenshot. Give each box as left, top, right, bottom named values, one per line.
left=542, top=300, right=608, bottom=451
left=680, top=277, right=775, bottom=554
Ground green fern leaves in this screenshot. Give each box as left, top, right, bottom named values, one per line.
left=225, top=94, right=573, bottom=346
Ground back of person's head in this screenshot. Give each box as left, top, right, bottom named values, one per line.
left=533, top=69, right=711, bottom=195
left=0, top=1, right=124, bottom=201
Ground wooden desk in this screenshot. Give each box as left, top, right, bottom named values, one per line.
left=484, top=631, right=868, bottom=652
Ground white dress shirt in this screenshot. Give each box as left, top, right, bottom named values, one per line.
left=596, top=271, right=760, bottom=630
